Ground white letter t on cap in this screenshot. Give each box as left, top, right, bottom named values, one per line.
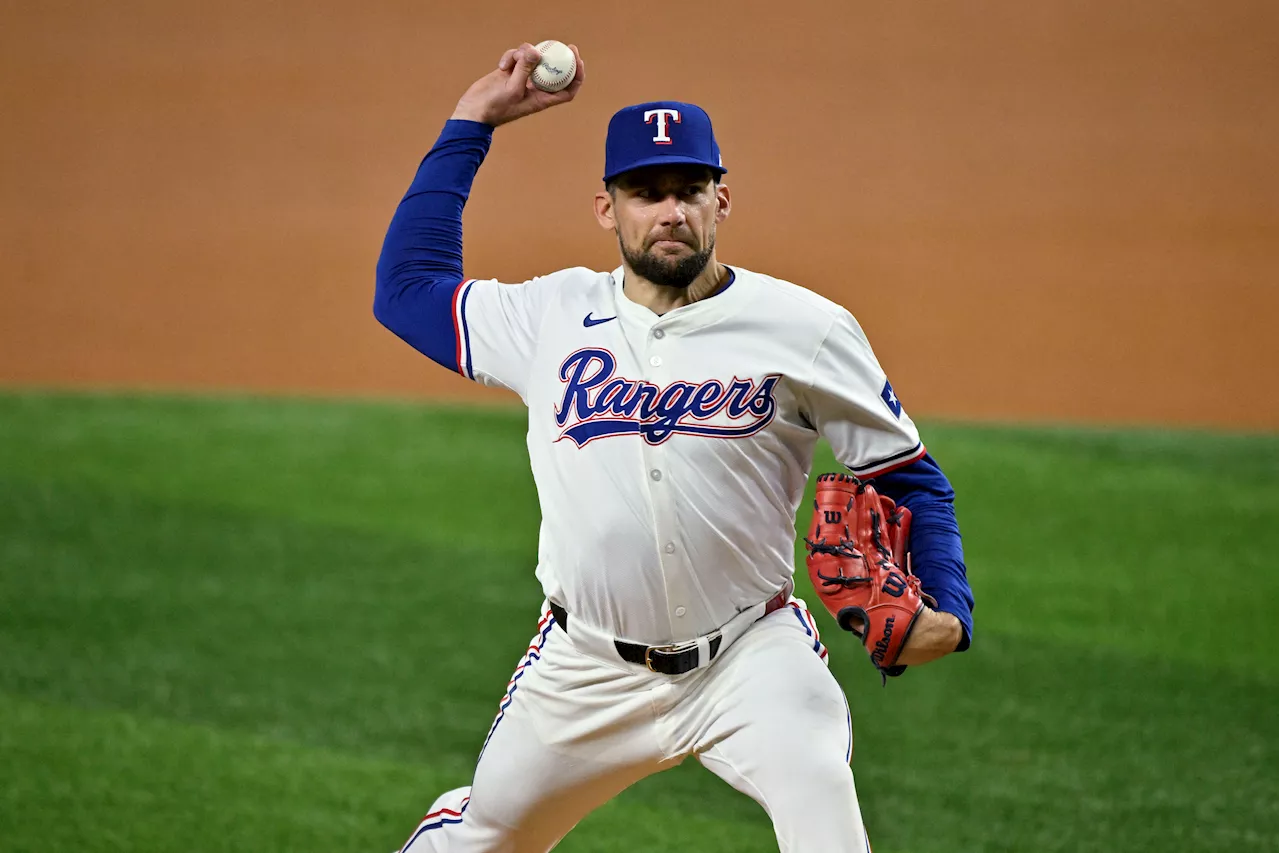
left=644, top=108, right=681, bottom=144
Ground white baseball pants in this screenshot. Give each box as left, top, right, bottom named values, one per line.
left=396, top=598, right=870, bottom=853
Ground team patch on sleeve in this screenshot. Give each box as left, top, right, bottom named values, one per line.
left=880, top=379, right=903, bottom=419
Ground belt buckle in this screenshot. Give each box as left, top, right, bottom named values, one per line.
left=644, top=641, right=693, bottom=673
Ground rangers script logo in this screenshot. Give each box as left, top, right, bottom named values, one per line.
left=554, top=348, right=781, bottom=447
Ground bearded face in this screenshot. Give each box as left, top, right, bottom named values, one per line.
left=601, top=165, right=728, bottom=290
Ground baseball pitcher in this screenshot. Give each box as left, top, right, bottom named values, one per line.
left=374, top=42, right=975, bottom=853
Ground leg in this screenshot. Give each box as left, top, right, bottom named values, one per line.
left=397, top=608, right=672, bottom=853
left=691, top=600, right=870, bottom=852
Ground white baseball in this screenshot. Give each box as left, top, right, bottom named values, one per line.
left=530, top=40, right=576, bottom=93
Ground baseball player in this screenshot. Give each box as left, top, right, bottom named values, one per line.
left=374, top=43, right=974, bottom=852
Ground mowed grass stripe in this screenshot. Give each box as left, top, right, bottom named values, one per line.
left=0, top=478, right=545, bottom=759
left=0, top=693, right=439, bottom=853
left=0, top=390, right=1275, bottom=852
left=929, top=419, right=1277, bottom=672
left=0, top=694, right=786, bottom=853
left=0, top=391, right=542, bottom=551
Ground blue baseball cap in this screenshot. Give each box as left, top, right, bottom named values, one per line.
left=602, top=101, right=727, bottom=184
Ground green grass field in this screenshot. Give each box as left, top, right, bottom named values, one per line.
left=0, top=391, right=1274, bottom=853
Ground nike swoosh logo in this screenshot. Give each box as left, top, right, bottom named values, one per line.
left=583, top=313, right=617, bottom=328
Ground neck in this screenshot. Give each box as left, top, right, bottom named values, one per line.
left=621, top=257, right=728, bottom=315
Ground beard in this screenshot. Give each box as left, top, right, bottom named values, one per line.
left=619, top=231, right=716, bottom=289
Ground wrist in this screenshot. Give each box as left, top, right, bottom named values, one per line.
left=436, top=118, right=496, bottom=147
left=450, top=103, right=494, bottom=126
left=932, top=608, right=963, bottom=651
left=897, top=607, right=962, bottom=666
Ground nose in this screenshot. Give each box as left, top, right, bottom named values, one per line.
left=655, top=195, right=687, bottom=228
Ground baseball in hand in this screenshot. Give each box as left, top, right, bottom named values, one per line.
left=530, top=40, right=577, bottom=93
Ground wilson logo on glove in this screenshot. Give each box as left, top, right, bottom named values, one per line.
left=871, top=617, right=897, bottom=668
left=804, top=474, right=935, bottom=681
left=881, top=572, right=908, bottom=598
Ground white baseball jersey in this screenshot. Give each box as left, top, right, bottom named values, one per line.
left=450, top=265, right=924, bottom=645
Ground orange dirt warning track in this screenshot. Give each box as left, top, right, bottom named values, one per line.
left=0, top=1, right=1275, bottom=429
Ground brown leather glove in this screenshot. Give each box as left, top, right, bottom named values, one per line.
left=804, top=473, right=936, bottom=678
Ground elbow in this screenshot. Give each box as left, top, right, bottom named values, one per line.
left=372, top=259, right=406, bottom=335
left=370, top=267, right=463, bottom=369
left=372, top=285, right=416, bottom=342
left=372, top=282, right=394, bottom=332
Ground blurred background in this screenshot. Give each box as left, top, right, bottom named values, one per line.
left=0, top=2, right=1275, bottom=852
left=2, top=0, right=1275, bottom=426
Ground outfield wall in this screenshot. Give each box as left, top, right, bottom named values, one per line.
left=1, top=1, right=1274, bottom=429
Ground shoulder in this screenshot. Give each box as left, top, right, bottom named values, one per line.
left=539, top=266, right=609, bottom=285
left=484, top=266, right=608, bottom=290
left=731, top=266, right=860, bottom=336
left=538, top=267, right=616, bottom=310
left=468, top=267, right=610, bottom=307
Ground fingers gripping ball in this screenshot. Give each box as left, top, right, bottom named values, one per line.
left=804, top=474, right=936, bottom=678
left=530, top=40, right=577, bottom=92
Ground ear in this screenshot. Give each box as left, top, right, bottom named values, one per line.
left=593, top=190, right=616, bottom=231
left=715, top=182, right=731, bottom=224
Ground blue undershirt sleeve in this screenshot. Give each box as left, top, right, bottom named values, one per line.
left=871, top=453, right=976, bottom=651
left=373, top=119, right=494, bottom=374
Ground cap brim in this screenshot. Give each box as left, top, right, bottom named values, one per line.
left=603, top=155, right=728, bottom=184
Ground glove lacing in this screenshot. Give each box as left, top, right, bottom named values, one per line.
left=804, top=537, right=875, bottom=590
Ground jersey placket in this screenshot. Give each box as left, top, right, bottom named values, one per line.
left=629, top=313, right=696, bottom=640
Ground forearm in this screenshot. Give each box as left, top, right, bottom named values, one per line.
left=899, top=608, right=963, bottom=666
left=873, top=453, right=975, bottom=651
left=372, top=120, right=493, bottom=367
left=906, top=508, right=974, bottom=652
left=372, top=42, right=582, bottom=369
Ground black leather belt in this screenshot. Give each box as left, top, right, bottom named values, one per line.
left=549, top=591, right=788, bottom=676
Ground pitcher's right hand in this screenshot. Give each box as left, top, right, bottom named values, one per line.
left=451, top=43, right=585, bottom=128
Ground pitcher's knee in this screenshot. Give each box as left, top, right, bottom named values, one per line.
left=765, top=759, right=867, bottom=851
left=768, top=753, right=860, bottom=817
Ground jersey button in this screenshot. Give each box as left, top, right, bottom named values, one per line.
left=649, top=355, right=662, bottom=367
left=649, top=469, right=662, bottom=481
left=674, top=606, right=687, bottom=618
left=653, top=329, right=666, bottom=340
left=664, top=542, right=676, bottom=554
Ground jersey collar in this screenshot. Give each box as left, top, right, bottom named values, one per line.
left=610, top=265, right=748, bottom=331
